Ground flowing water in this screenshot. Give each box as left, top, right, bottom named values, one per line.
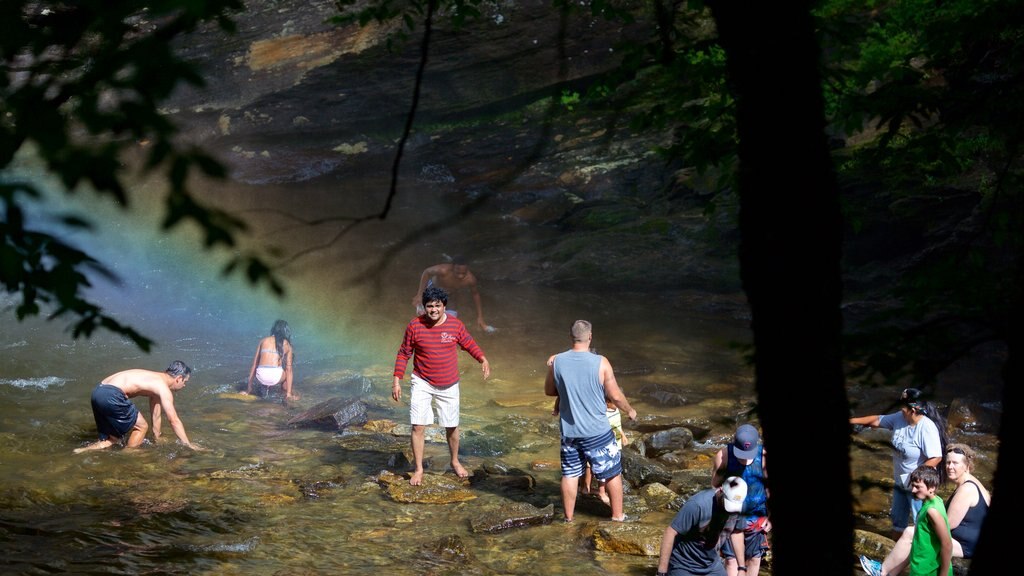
left=0, top=154, right=1002, bottom=574
left=0, top=157, right=764, bottom=575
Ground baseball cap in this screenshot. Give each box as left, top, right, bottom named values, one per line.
left=732, top=424, right=760, bottom=460
left=722, top=476, right=747, bottom=513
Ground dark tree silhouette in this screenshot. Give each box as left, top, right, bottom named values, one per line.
left=707, top=2, right=853, bottom=575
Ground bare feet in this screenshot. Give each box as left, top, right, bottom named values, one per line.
left=597, top=491, right=610, bottom=505
left=451, top=461, right=469, bottom=478
left=409, top=470, right=424, bottom=485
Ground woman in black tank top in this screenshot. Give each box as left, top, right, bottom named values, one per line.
left=862, top=443, right=991, bottom=575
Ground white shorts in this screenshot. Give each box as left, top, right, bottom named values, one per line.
left=255, top=366, right=284, bottom=386
left=409, top=374, right=460, bottom=427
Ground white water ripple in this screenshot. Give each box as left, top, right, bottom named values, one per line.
left=0, top=376, right=68, bottom=389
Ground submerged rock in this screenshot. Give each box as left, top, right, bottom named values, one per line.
left=468, top=502, right=555, bottom=533
left=376, top=470, right=476, bottom=504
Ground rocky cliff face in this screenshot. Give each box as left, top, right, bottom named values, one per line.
left=162, top=0, right=739, bottom=292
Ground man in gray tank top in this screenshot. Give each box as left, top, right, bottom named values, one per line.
left=545, top=320, right=637, bottom=522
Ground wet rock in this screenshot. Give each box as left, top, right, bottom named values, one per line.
left=334, top=431, right=408, bottom=453
left=621, top=447, right=673, bottom=487
left=217, top=392, right=259, bottom=402
left=471, top=472, right=536, bottom=492
left=376, top=470, right=477, bottom=504
left=391, top=424, right=447, bottom=444
left=592, top=522, right=664, bottom=556
left=481, top=459, right=514, bottom=474
left=630, top=414, right=713, bottom=439
left=669, top=468, right=712, bottom=502
left=656, top=450, right=688, bottom=467
left=952, top=558, right=971, bottom=576
left=287, top=397, right=368, bottom=430
left=645, top=427, right=694, bottom=458
left=946, top=397, right=1001, bottom=435
left=297, top=476, right=345, bottom=499
left=853, top=528, right=894, bottom=559
left=646, top=389, right=688, bottom=406
left=129, top=495, right=189, bottom=516
left=529, top=459, right=558, bottom=471
left=471, top=463, right=537, bottom=493
left=208, top=461, right=283, bottom=480
left=334, top=431, right=414, bottom=469
left=419, top=534, right=477, bottom=565
left=363, top=419, right=398, bottom=433
left=424, top=534, right=473, bottom=561
left=468, top=501, right=555, bottom=533
left=639, top=482, right=677, bottom=509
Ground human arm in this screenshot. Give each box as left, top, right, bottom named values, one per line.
left=656, top=525, right=678, bottom=575
left=155, top=388, right=201, bottom=450
left=544, top=362, right=558, bottom=397
left=849, top=414, right=882, bottom=427
left=458, top=326, right=489, bottom=380
left=710, top=447, right=727, bottom=488
left=392, top=375, right=402, bottom=402
left=243, top=342, right=260, bottom=394
left=393, top=325, right=415, bottom=402
left=468, top=281, right=487, bottom=330
left=600, top=357, right=637, bottom=421
left=478, top=356, right=491, bottom=380
left=928, top=506, right=953, bottom=576
left=411, top=265, right=439, bottom=309
left=552, top=396, right=560, bottom=416
left=282, top=342, right=295, bottom=400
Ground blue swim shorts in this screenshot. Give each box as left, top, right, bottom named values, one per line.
left=90, top=383, right=139, bottom=441
left=560, top=428, right=622, bottom=481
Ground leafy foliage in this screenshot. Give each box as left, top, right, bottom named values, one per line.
left=1, top=0, right=283, bottom=349
left=817, top=0, right=1024, bottom=387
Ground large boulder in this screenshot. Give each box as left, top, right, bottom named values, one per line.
left=287, top=397, right=368, bottom=430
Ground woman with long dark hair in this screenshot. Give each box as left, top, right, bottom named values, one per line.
left=245, top=319, right=297, bottom=402
left=850, top=387, right=947, bottom=537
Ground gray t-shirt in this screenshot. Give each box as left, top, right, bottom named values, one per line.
left=553, top=350, right=610, bottom=438
left=879, top=412, right=942, bottom=488
left=667, top=488, right=740, bottom=575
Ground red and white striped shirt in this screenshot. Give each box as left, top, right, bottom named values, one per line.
left=393, top=314, right=485, bottom=387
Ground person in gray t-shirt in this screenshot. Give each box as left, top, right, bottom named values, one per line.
left=656, top=477, right=748, bottom=576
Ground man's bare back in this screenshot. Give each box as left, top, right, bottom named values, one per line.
left=102, top=368, right=175, bottom=400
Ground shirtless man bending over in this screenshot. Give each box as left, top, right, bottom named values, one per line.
left=73, top=360, right=203, bottom=453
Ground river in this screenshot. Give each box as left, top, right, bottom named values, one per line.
left=0, top=150, right=1003, bottom=574
left=0, top=157, right=766, bottom=575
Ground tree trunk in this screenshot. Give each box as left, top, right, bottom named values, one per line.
left=707, top=2, right=853, bottom=575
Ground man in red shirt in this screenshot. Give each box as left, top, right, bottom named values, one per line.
left=392, top=286, right=491, bottom=485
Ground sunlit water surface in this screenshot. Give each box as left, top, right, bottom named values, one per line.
left=0, top=157, right=1001, bottom=575
left=0, top=157, right=769, bottom=574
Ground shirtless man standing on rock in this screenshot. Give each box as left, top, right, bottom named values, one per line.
left=73, top=360, right=203, bottom=453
